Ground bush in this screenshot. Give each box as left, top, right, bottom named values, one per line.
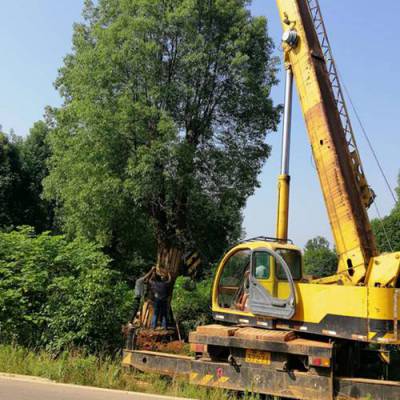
left=0, top=227, right=132, bottom=352
left=172, top=276, right=213, bottom=338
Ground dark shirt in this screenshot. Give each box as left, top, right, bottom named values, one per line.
left=150, top=280, right=170, bottom=301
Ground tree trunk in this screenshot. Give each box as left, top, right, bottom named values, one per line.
left=139, top=244, right=183, bottom=329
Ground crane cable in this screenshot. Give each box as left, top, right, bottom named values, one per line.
left=339, top=75, right=398, bottom=205
left=372, top=202, right=394, bottom=252
left=338, top=73, right=396, bottom=252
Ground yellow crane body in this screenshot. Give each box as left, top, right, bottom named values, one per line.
left=210, top=0, right=400, bottom=345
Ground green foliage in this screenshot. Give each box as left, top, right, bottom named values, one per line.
left=371, top=172, right=400, bottom=253
left=371, top=211, right=400, bottom=253
left=0, top=132, right=29, bottom=228
left=303, top=236, right=338, bottom=278
left=0, top=227, right=132, bottom=352
left=172, top=276, right=213, bottom=337
left=396, top=173, right=400, bottom=212
left=0, top=124, right=53, bottom=232
left=44, top=0, right=280, bottom=268
left=19, top=120, right=54, bottom=231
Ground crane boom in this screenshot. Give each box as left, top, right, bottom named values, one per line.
left=276, top=0, right=377, bottom=284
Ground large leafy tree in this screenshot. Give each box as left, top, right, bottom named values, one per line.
left=303, top=236, right=338, bottom=278
left=44, top=0, right=280, bottom=283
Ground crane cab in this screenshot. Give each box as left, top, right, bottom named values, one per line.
left=212, top=237, right=303, bottom=327
left=211, top=237, right=400, bottom=345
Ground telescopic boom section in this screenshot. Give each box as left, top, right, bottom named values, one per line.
left=276, top=0, right=377, bottom=284
left=276, top=67, right=294, bottom=242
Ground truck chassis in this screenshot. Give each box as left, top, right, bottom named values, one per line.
left=123, top=325, right=400, bottom=400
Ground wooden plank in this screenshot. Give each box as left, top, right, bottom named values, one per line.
left=195, top=324, right=238, bottom=337
left=188, top=332, right=333, bottom=358
left=235, top=327, right=296, bottom=342
left=291, top=338, right=332, bottom=349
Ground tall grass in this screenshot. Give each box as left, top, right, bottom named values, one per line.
left=0, top=345, right=139, bottom=390
left=0, top=344, right=256, bottom=399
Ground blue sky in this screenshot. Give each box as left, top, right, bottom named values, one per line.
left=0, top=1, right=399, bottom=248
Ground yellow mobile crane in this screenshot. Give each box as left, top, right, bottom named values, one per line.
left=211, top=0, right=400, bottom=345
left=124, top=1, right=400, bottom=398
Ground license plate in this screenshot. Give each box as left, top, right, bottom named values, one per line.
left=245, top=349, right=271, bottom=365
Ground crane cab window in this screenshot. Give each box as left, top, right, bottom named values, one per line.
left=253, top=252, right=271, bottom=280
left=217, top=249, right=250, bottom=309
left=276, top=249, right=302, bottom=281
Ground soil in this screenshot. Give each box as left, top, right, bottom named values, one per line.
left=135, top=328, right=185, bottom=354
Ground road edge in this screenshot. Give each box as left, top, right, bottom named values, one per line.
left=0, top=373, right=195, bottom=399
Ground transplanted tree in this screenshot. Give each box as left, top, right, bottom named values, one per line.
left=303, top=236, right=338, bottom=278
left=44, top=0, right=280, bottom=312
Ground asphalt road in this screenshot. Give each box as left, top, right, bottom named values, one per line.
left=0, top=374, right=188, bottom=400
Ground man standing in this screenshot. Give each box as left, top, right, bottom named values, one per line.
left=130, top=267, right=156, bottom=323
left=150, top=270, right=171, bottom=330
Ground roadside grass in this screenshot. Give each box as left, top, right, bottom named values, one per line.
left=0, top=344, right=260, bottom=399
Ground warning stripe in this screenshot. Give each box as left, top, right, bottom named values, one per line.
left=189, top=372, right=230, bottom=387
left=214, top=376, right=230, bottom=386
left=185, top=251, right=201, bottom=273
left=189, top=372, right=198, bottom=382
left=122, top=353, right=132, bottom=366
left=199, top=374, right=214, bottom=385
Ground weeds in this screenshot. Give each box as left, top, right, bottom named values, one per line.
left=0, top=344, right=242, bottom=399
